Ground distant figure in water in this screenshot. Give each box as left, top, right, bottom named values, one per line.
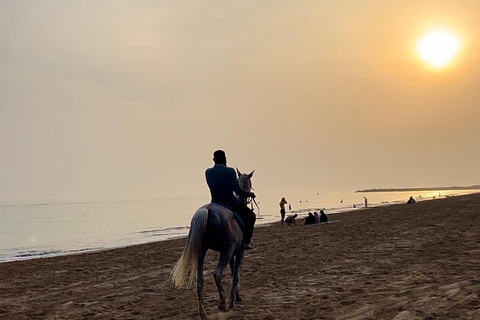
left=288, top=204, right=292, bottom=211
left=320, top=210, right=328, bottom=223
left=279, top=197, right=288, bottom=226
left=285, top=214, right=298, bottom=225
left=353, top=204, right=357, bottom=208
left=364, top=197, right=368, bottom=208
left=341, top=199, right=343, bottom=203
left=304, top=212, right=316, bottom=225
left=314, top=212, right=320, bottom=224
left=407, top=196, right=416, bottom=204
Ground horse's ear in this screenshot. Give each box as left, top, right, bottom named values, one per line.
left=236, top=167, right=242, bottom=178
left=248, top=170, right=255, bottom=178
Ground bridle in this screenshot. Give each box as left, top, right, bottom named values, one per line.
left=249, top=195, right=261, bottom=216
left=238, top=175, right=261, bottom=216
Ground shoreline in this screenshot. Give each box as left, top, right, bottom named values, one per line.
left=2, top=191, right=476, bottom=264
left=0, top=194, right=411, bottom=264
left=356, top=186, right=480, bottom=193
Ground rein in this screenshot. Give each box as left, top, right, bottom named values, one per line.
left=251, top=197, right=261, bottom=216
left=240, top=185, right=261, bottom=216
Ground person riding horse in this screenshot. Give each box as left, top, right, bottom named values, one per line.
left=205, top=150, right=256, bottom=250
left=172, top=156, right=256, bottom=318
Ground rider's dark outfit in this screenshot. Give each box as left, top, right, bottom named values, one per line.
left=205, top=164, right=256, bottom=245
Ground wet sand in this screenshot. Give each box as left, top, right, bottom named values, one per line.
left=1, top=193, right=480, bottom=319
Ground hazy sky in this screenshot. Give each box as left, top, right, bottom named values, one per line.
left=1, top=0, right=479, bottom=201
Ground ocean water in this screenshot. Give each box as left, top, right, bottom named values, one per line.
left=0, top=189, right=478, bottom=262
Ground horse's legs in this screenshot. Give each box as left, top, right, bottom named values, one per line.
left=197, top=246, right=208, bottom=320
left=213, top=250, right=233, bottom=312
left=229, top=251, right=245, bottom=310
left=229, top=256, right=234, bottom=275
left=229, top=257, right=243, bottom=302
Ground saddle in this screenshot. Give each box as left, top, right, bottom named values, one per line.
left=213, top=202, right=246, bottom=232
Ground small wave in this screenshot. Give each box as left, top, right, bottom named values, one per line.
left=15, top=250, right=62, bottom=258
left=147, top=231, right=189, bottom=238
left=0, top=246, right=105, bottom=263
left=136, top=226, right=189, bottom=234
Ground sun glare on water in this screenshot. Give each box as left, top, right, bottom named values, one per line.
left=419, top=32, right=459, bottom=68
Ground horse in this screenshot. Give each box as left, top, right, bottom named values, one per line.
left=171, top=168, right=255, bottom=320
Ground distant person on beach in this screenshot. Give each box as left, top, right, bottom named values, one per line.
left=285, top=214, right=298, bottom=225
left=353, top=204, right=357, bottom=208
left=407, top=196, right=416, bottom=204
left=304, top=212, right=316, bottom=225
left=314, top=212, right=320, bottom=223
left=205, top=150, right=256, bottom=250
left=288, top=204, right=292, bottom=211
left=279, top=197, right=288, bottom=226
left=364, top=197, right=368, bottom=207
left=320, top=210, right=328, bottom=223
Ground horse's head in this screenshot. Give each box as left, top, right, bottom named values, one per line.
left=236, top=168, right=254, bottom=190
left=236, top=168, right=255, bottom=205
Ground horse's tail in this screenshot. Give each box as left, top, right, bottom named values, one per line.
left=171, top=206, right=208, bottom=289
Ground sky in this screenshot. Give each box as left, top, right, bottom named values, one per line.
left=1, top=0, right=479, bottom=201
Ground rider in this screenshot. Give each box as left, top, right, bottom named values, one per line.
left=205, top=150, right=256, bottom=250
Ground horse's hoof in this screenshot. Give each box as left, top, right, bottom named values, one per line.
left=218, top=303, right=227, bottom=312
left=236, top=295, right=243, bottom=302
left=228, top=303, right=235, bottom=310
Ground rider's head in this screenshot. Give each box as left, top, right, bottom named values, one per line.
left=213, top=150, right=227, bottom=165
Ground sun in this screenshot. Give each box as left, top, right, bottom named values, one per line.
left=418, top=32, right=459, bottom=67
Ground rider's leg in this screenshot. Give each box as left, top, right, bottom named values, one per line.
left=234, top=203, right=256, bottom=245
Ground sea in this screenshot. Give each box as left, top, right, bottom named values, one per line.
left=1, top=189, right=478, bottom=263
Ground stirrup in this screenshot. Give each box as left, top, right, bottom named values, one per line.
left=243, top=243, right=254, bottom=250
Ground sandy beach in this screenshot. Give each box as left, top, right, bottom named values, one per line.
left=1, top=193, right=479, bottom=320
